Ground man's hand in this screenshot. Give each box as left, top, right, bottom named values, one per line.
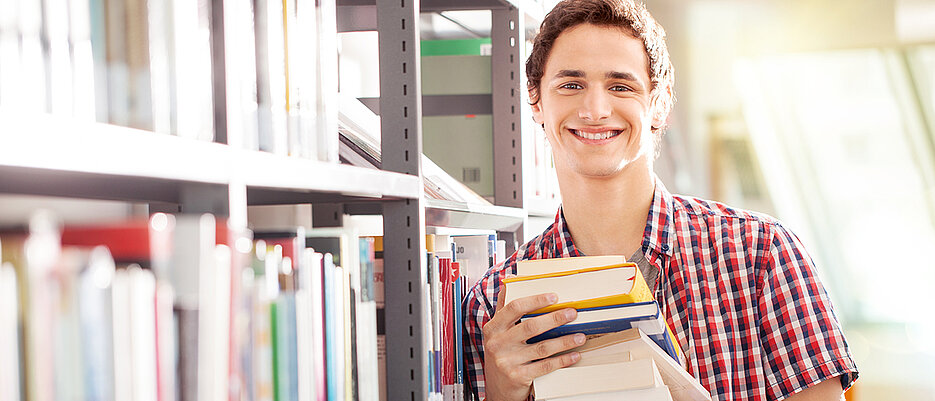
left=481, top=289, right=587, bottom=401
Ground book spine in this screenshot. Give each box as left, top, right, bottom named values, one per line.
left=42, top=0, right=75, bottom=116
left=172, top=0, right=214, bottom=140
left=0, top=263, right=21, bottom=401
left=69, top=0, right=98, bottom=121
left=253, top=0, right=288, bottom=154
left=315, top=0, right=338, bottom=163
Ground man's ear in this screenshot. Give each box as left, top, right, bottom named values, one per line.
left=650, top=84, right=672, bottom=128
left=530, top=90, right=544, bottom=124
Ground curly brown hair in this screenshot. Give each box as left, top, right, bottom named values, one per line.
left=526, top=0, right=674, bottom=134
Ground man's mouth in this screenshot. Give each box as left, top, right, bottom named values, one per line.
left=570, top=129, right=622, bottom=140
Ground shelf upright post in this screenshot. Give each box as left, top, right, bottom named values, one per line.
left=377, top=0, right=429, bottom=400
left=492, top=6, right=526, bottom=252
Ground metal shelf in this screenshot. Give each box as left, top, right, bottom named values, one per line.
left=0, top=112, right=421, bottom=204
left=425, top=198, right=525, bottom=231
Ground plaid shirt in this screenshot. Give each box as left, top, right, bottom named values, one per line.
left=463, top=178, right=859, bottom=400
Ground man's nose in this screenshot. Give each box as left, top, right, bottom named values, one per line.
left=578, top=89, right=612, bottom=121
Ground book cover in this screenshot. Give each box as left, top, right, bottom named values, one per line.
left=304, top=250, right=327, bottom=401
left=125, top=0, right=153, bottom=130
left=128, top=265, right=159, bottom=401
left=253, top=0, right=289, bottom=154
left=370, top=237, right=387, bottom=401
left=524, top=301, right=683, bottom=364
left=323, top=254, right=345, bottom=401
left=570, top=329, right=711, bottom=401
left=355, top=238, right=380, bottom=401
left=550, top=385, right=674, bottom=401
left=451, top=235, right=493, bottom=290
left=534, top=358, right=664, bottom=400
left=78, top=246, right=116, bottom=399
left=516, top=255, right=628, bottom=277
left=171, top=0, right=214, bottom=140
left=503, top=263, right=651, bottom=315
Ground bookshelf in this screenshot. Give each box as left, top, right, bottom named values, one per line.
left=0, top=0, right=547, bottom=399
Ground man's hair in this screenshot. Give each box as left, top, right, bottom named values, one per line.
left=526, top=0, right=675, bottom=135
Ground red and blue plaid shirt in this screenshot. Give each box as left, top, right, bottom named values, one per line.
left=463, top=178, right=859, bottom=400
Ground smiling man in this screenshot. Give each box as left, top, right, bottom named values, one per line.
left=462, top=1, right=859, bottom=400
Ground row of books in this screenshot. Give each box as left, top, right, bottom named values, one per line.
left=422, top=234, right=506, bottom=401
left=504, top=255, right=711, bottom=401
left=0, top=0, right=339, bottom=162
left=0, top=212, right=383, bottom=401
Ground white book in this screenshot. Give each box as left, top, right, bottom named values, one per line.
left=128, top=266, right=158, bottom=401
left=534, top=358, right=664, bottom=400
left=221, top=0, right=260, bottom=149
left=208, top=245, right=232, bottom=401
left=553, top=385, right=674, bottom=401
left=155, top=282, right=176, bottom=401
left=284, top=0, right=317, bottom=159
left=571, top=329, right=711, bottom=401
left=0, top=0, right=20, bottom=109
left=172, top=214, right=217, bottom=401
left=69, top=0, right=98, bottom=121
left=295, top=250, right=316, bottom=401
left=104, top=0, right=129, bottom=125
left=88, top=0, right=109, bottom=123
left=452, top=235, right=494, bottom=290
left=19, top=0, right=47, bottom=112
left=254, top=0, right=289, bottom=154
left=111, top=268, right=134, bottom=401
left=171, top=0, right=214, bottom=140
left=146, top=0, right=173, bottom=134
left=516, top=255, right=629, bottom=277
left=0, top=262, right=21, bottom=401
left=42, top=0, right=74, bottom=116
left=125, top=0, right=154, bottom=130
left=315, top=0, right=338, bottom=163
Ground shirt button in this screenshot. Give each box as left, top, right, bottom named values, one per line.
left=662, top=244, right=670, bottom=252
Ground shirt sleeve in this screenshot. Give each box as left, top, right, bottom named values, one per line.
left=757, top=223, right=859, bottom=400
left=463, top=276, right=493, bottom=401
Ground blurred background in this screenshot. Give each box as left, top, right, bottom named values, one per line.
left=643, top=0, right=935, bottom=399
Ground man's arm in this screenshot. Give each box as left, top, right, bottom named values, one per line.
left=783, top=377, right=844, bottom=401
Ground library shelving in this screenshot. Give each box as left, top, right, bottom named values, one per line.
left=0, top=0, right=549, bottom=399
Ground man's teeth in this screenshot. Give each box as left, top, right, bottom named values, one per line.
left=572, top=130, right=620, bottom=140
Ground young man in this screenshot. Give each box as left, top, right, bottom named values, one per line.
left=462, top=1, right=859, bottom=400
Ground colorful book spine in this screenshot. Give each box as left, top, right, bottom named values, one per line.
left=525, top=301, right=682, bottom=364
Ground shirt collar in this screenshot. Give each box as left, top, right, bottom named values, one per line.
left=642, top=176, right=677, bottom=258
left=551, top=175, right=676, bottom=259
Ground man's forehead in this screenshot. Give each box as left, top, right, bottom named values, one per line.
left=545, top=24, right=651, bottom=81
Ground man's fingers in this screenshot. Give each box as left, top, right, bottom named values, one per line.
left=524, top=351, right=581, bottom=379
left=524, top=332, right=586, bottom=361
left=485, top=292, right=559, bottom=335
left=509, top=308, right=577, bottom=342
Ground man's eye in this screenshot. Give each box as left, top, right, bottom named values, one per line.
left=610, top=85, right=632, bottom=92
left=559, top=83, right=583, bottom=90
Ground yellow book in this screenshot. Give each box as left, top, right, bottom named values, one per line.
left=503, top=262, right=652, bottom=315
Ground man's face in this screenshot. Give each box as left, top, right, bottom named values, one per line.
left=531, top=23, right=664, bottom=179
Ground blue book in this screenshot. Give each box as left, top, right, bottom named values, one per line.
left=453, top=276, right=464, bottom=388
left=323, top=254, right=344, bottom=401
left=524, top=301, right=682, bottom=364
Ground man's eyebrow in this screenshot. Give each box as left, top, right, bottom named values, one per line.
left=606, top=71, right=639, bottom=82
left=552, top=69, right=642, bottom=83
left=553, top=69, right=585, bottom=78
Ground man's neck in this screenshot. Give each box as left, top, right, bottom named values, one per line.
left=557, top=160, right=655, bottom=257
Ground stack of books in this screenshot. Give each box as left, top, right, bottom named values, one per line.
left=503, top=256, right=711, bottom=401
